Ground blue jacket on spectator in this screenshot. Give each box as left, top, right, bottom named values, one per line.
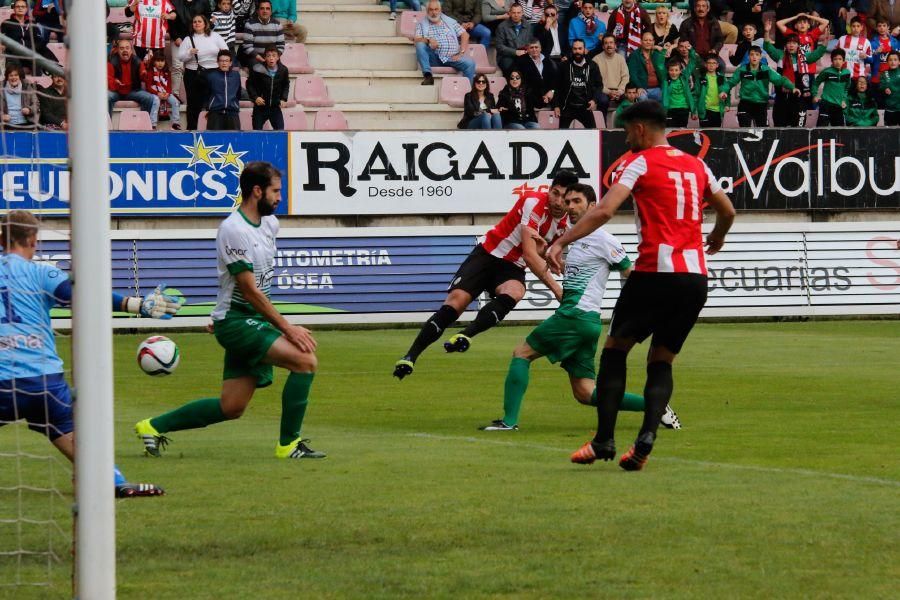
left=869, top=33, right=900, bottom=78
left=567, top=15, right=605, bottom=54
left=205, top=69, right=242, bottom=114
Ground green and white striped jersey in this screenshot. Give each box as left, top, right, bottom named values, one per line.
left=557, top=228, right=631, bottom=319
left=211, top=209, right=279, bottom=321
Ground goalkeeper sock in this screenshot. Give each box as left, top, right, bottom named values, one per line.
left=150, top=397, right=226, bottom=433
left=406, top=305, right=458, bottom=361
left=280, top=372, right=314, bottom=446
left=589, top=390, right=645, bottom=411
left=462, top=294, right=517, bottom=338
left=502, top=357, right=531, bottom=426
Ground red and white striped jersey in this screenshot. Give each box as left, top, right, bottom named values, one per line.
left=837, top=35, right=872, bottom=79
left=612, top=145, right=721, bottom=275
left=480, top=192, right=568, bottom=268
left=132, top=0, right=174, bottom=49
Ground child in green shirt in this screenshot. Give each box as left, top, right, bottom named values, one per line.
left=661, top=59, right=695, bottom=127
left=720, top=46, right=798, bottom=128
left=812, top=48, right=852, bottom=127
left=614, top=83, right=640, bottom=128
left=694, top=53, right=726, bottom=127
left=845, top=77, right=879, bottom=126
left=880, top=51, right=900, bottom=126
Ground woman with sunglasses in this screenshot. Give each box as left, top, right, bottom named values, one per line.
left=458, top=76, right=503, bottom=128
left=497, top=69, right=540, bottom=128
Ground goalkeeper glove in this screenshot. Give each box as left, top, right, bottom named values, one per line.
left=124, top=283, right=184, bottom=319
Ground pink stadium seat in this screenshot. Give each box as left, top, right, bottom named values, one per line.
left=239, top=110, right=253, bottom=130
left=569, top=111, right=606, bottom=129
left=432, top=44, right=496, bottom=75
left=0, top=8, right=11, bottom=22
left=107, top=7, right=128, bottom=23
left=723, top=109, right=740, bottom=128
left=487, top=75, right=506, bottom=96
left=878, top=109, right=885, bottom=126
left=805, top=110, right=818, bottom=128
left=398, top=11, right=425, bottom=39
left=26, top=75, right=52, bottom=88
left=314, top=109, right=349, bottom=130
left=114, top=101, right=140, bottom=109
left=439, top=76, right=471, bottom=108
left=281, top=43, right=314, bottom=74
left=117, top=109, right=154, bottom=131
left=283, top=108, right=308, bottom=130
left=293, top=75, right=334, bottom=107
left=239, top=76, right=252, bottom=108
left=537, top=110, right=558, bottom=129
left=47, top=43, right=66, bottom=66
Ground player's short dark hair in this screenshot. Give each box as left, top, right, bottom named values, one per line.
left=240, top=162, right=282, bottom=199
left=831, top=47, right=846, bottom=60
left=618, top=99, right=667, bottom=130
left=748, top=46, right=762, bottom=55
left=565, top=183, right=596, bottom=205
left=624, top=81, right=638, bottom=91
left=0, top=210, right=39, bottom=249
left=551, top=169, right=579, bottom=188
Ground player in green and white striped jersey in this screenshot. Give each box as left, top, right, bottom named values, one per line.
left=480, top=183, right=681, bottom=432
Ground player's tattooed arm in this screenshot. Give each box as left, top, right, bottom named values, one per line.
left=521, top=226, right=563, bottom=301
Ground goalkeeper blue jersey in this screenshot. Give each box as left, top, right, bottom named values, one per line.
left=0, top=253, right=67, bottom=380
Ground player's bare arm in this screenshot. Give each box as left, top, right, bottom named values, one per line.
left=234, top=270, right=317, bottom=353
left=521, top=226, right=563, bottom=300
left=703, top=189, right=737, bottom=255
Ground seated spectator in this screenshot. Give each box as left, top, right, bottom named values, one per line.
left=694, top=54, right=726, bottom=127
left=651, top=5, right=679, bottom=51
left=592, top=33, right=629, bottom=114
left=1, top=0, right=58, bottom=74
left=607, top=0, right=651, bottom=57
left=142, top=52, right=182, bottom=129
left=626, top=31, right=664, bottom=101
left=444, top=0, right=491, bottom=47
left=837, top=17, right=874, bottom=80
left=415, top=0, right=477, bottom=85
left=388, top=0, right=421, bottom=22
left=516, top=39, right=557, bottom=109
left=125, top=0, right=177, bottom=60
left=458, top=74, right=502, bottom=128
left=176, top=14, right=227, bottom=129
left=271, top=0, right=306, bottom=41
left=497, top=68, right=539, bottom=128
left=204, top=49, right=242, bottom=130
left=211, top=0, right=238, bottom=55
left=521, top=0, right=546, bottom=24
left=721, top=45, right=798, bottom=127
left=241, top=0, right=285, bottom=68
left=107, top=39, right=161, bottom=128
left=613, top=81, right=639, bottom=127
left=38, top=73, right=67, bottom=130
left=568, top=0, right=605, bottom=57
left=246, top=45, right=290, bottom=130
left=496, top=3, right=535, bottom=75
left=553, top=38, right=601, bottom=128
left=1, top=65, right=38, bottom=129
left=32, top=0, right=67, bottom=47
left=534, top=4, right=567, bottom=63
left=880, top=51, right=900, bottom=125
left=846, top=77, right=880, bottom=125
left=812, top=48, right=851, bottom=126
left=678, top=0, right=725, bottom=59
left=482, top=0, right=510, bottom=34
left=169, top=0, right=214, bottom=101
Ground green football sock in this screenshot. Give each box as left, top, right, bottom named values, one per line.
left=502, top=357, right=531, bottom=426
left=589, top=390, right=645, bottom=411
left=150, top=397, right=226, bottom=433
left=280, top=372, right=314, bottom=446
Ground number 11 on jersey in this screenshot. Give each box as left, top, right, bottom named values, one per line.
left=668, top=171, right=700, bottom=221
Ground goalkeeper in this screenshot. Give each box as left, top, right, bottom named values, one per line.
left=0, top=210, right=182, bottom=497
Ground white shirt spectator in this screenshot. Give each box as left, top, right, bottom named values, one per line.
left=176, top=31, right=229, bottom=70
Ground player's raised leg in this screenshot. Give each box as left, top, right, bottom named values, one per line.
left=393, top=289, right=470, bottom=380
left=445, top=279, right=525, bottom=353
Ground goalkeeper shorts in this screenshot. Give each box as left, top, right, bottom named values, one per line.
left=0, top=373, right=74, bottom=440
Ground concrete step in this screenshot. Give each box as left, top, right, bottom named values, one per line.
left=301, top=5, right=398, bottom=37
left=319, top=69, right=438, bottom=103
left=333, top=102, right=460, bottom=129
left=305, top=36, right=416, bottom=71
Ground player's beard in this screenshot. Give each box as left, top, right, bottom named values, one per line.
left=258, top=197, right=278, bottom=216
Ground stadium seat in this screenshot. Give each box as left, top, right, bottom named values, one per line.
left=0, top=8, right=11, bottom=22
left=46, top=43, right=66, bottom=66
left=283, top=108, right=309, bottom=130
left=537, top=110, right=558, bottom=129
left=314, top=109, right=349, bottom=130
left=107, top=7, right=128, bottom=23
left=114, top=101, right=140, bottom=109
left=487, top=75, right=506, bottom=97
left=438, top=76, right=470, bottom=108
left=281, top=43, right=314, bottom=74
left=398, top=10, right=425, bottom=39
left=723, top=109, right=740, bottom=128
left=293, top=75, right=334, bottom=107
left=432, top=45, right=496, bottom=75
left=117, top=109, right=154, bottom=131
left=720, top=44, right=737, bottom=73
left=805, top=110, right=818, bottom=128
left=568, top=111, right=606, bottom=129
left=239, top=76, right=252, bottom=108
left=26, top=75, right=52, bottom=88
left=878, top=109, right=885, bottom=126
left=238, top=110, right=254, bottom=130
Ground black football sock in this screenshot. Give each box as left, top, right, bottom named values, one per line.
left=405, top=305, right=459, bottom=362
left=639, top=361, right=673, bottom=440
left=461, top=294, right=517, bottom=338
left=592, top=348, right=627, bottom=445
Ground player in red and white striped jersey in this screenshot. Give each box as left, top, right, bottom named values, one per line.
left=127, top=0, right=176, bottom=58
left=393, top=171, right=580, bottom=380
left=548, top=101, right=736, bottom=470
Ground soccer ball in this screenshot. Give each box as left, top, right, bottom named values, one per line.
left=137, top=336, right=180, bottom=376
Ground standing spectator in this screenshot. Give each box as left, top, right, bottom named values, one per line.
left=521, top=0, right=546, bottom=24
left=32, top=0, right=66, bottom=47
left=554, top=38, right=601, bottom=127
left=204, top=49, right=242, bottom=130
left=1, top=64, right=38, bottom=129
left=730, top=0, right=766, bottom=33
left=496, top=3, right=535, bottom=75
left=142, top=52, right=182, bottom=129
left=457, top=74, right=502, bottom=128
left=246, top=45, right=289, bottom=130
left=870, top=18, right=900, bottom=90
left=812, top=47, right=851, bottom=126
left=232, top=0, right=255, bottom=31
left=651, top=5, right=679, bottom=51
left=607, top=0, right=651, bottom=57
left=211, top=0, right=237, bottom=55
left=679, top=0, right=725, bottom=58
left=846, top=76, right=880, bottom=125
left=388, top=0, right=421, bottom=22
left=414, top=0, right=477, bottom=85
left=772, top=0, right=814, bottom=42
left=126, top=0, right=177, bottom=60
left=534, top=3, right=568, bottom=63
left=516, top=39, right=557, bottom=109
left=775, top=13, right=829, bottom=74
left=868, top=0, right=900, bottom=32
left=660, top=59, right=695, bottom=127
left=880, top=51, right=900, bottom=125
left=764, top=32, right=826, bottom=126
left=627, top=31, right=664, bottom=101
left=593, top=33, right=630, bottom=113
left=176, top=14, right=228, bottom=129
left=497, top=68, right=539, bottom=127
left=107, top=39, right=161, bottom=128
left=169, top=0, right=213, bottom=103
left=730, top=23, right=766, bottom=68
left=694, top=53, right=726, bottom=127
left=482, top=0, right=510, bottom=34
left=720, top=45, right=798, bottom=126
left=837, top=17, right=874, bottom=79
left=271, top=0, right=305, bottom=41
left=444, top=0, right=491, bottom=47
left=1, top=0, right=57, bottom=74
left=568, top=0, right=605, bottom=57
left=38, top=73, right=67, bottom=130
left=241, top=0, right=285, bottom=68
left=671, top=38, right=702, bottom=74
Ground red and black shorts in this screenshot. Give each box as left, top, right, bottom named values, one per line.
left=448, top=244, right=526, bottom=299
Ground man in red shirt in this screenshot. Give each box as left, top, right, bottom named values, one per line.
left=547, top=101, right=735, bottom=470
left=393, top=170, right=580, bottom=380
left=107, top=39, right=161, bottom=127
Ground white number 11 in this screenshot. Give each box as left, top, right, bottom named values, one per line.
left=667, top=171, right=699, bottom=220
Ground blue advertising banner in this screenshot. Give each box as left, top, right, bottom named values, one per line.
left=0, top=132, right=289, bottom=216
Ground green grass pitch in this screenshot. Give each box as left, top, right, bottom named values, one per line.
left=2, top=321, right=898, bottom=598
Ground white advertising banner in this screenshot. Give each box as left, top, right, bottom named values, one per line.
left=288, top=131, right=601, bottom=215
